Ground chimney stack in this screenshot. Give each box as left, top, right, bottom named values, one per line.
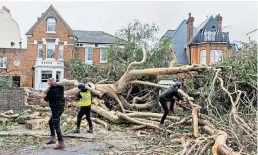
left=216, top=14, right=222, bottom=32
left=2, top=6, right=10, bottom=14
left=187, top=13, right=194, bottom=44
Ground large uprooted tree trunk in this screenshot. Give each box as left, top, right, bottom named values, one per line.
left=33, top=45, right=240, bottom=155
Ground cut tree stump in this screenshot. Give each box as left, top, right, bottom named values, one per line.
left=16, top=112, right=41, bottom=124
left=16, top=115, right=30, bottom=124
left=25, top=119, right=46, bottom=130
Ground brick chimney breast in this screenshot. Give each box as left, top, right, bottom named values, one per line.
left=187, top=13, right=194, bottom=44
left=2, top=6, right=10, bottom=14
left=216, top=14, right=223, bottom=32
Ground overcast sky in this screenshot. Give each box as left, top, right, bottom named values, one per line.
left=1, top=1, right=257, bottom=48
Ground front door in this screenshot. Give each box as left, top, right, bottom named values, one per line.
left=41, top=71, right=52, bottom=89
left=12, top=76, right=20, bottom=87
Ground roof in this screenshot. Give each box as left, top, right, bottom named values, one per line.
left=192, top=16, right=212, bottom=40
left=160, top=30, right=175, bottom=40
left=26, top=5, right=73, bottom=35
left=164, top=30, right=175, bottom=37
left=170, top=20, right=190, bottom=65
left=73, top=30, right=126, bottom=44
left=161, top=15, right=232, bottom=65
left=190, top=16, right=225, bottom=44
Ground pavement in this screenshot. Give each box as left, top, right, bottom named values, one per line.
left=1, top=128, right=139, bottom=155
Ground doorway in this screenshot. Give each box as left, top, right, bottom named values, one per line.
left=12, top=76, right=20, bottom=87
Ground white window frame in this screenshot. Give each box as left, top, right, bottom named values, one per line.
left=100, top=48, right=107, bottom=63
left=200, top=50, right=206, bottom=65
left=85, top=47, right=93, bottom=64
left=37, top=44, right=43, bottom=59
left=56, top=71, right=61, bottom=82
left=0, top=57, right=7, bottom=68
left=46, top=42, right=55, bottom=59
left=204, top=31, right=216, bottom=41
left=46, top=18, right=56, bottom=33
left=41, top=70, right=52, bottom=83
left=58, top=45, right=64, bottom=60
left=210, top=50, right=223, bottom=64
left=210, top=31, right=216, bottom=41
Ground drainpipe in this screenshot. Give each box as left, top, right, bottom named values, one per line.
left=189, top=44, right=192, bottom=65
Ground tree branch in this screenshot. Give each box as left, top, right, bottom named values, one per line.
left=126, top=45, right=147, bottom=72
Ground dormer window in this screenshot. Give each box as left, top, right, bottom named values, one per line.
left=47, top=18, right=56, bottom=32
left=204, top=31, right=216, bottom=41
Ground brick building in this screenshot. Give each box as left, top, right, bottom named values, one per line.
left=0, top=6, right=26, bottom=87
left=161, top=13, right=238, bottom=65
left=0, top=5, right=125, bottom=90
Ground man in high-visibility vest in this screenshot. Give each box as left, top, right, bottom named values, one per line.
left=74, top=83, right=93, bottom=133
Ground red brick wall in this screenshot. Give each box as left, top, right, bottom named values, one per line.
left=75, top=47, right=108, bottom=68
left=190, top=43, right=231, bottom=64
left=0, top=48, right=33, bottom=87
left=25, top=7, right=75, bottom=86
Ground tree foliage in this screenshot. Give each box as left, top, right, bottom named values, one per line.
left=220, top=41, right=257, bottom=87
left=69, top=20, right=173, bottom=83
left=184, top=41, right=257, bottom=153
left=0, top=76, right=12, bottom=88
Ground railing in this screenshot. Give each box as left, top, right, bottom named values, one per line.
left=193, top=32, right=229, bottom=43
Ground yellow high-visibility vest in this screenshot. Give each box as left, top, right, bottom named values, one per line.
left=79, top=91, right=91, bottom=106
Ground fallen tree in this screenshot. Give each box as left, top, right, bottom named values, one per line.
left=24, top=43, right=257, bottom=154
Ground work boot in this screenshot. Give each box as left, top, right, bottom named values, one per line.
left=73, top=128, right=80, bottom=133
left=54, top=141, right=65, bottom=149
left=46, top=136, right=56, bottom=145
left=87, top=128, right=93, bottom=133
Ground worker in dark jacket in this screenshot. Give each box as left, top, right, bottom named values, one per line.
left=159, top=82, right=186, bottom=127
left=44, top=78, right=65, bottom=149
left=73, top=83, right=93, bottom=134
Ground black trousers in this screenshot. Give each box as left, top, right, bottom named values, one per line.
left=49, top=106, right=64, bottom=142
left=76, top=106, right=93, bottom=130
left=159, top=97, right=175, bottom=124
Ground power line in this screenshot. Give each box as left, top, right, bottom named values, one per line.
left=246, top=29, right=257, bottom=35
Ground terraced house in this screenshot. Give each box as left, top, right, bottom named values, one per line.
left=162, top=13, right=238, bottom=65
left=0, top=5, right=125, bottom=90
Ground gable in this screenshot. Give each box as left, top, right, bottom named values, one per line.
left=190, top=16, right=221, bottom=44
left=26, top=5, right=73, bottom=36
left=202, top=16, right=220, bottom=30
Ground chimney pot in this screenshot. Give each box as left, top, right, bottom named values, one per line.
left=187, top=13, right=194, bottom=44
left=2, top=6, right=10, bottom=14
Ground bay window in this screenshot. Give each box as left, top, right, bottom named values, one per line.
left=200, top=50, right=206, bottom=64
left=210, top=50, right=223, bottom=64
